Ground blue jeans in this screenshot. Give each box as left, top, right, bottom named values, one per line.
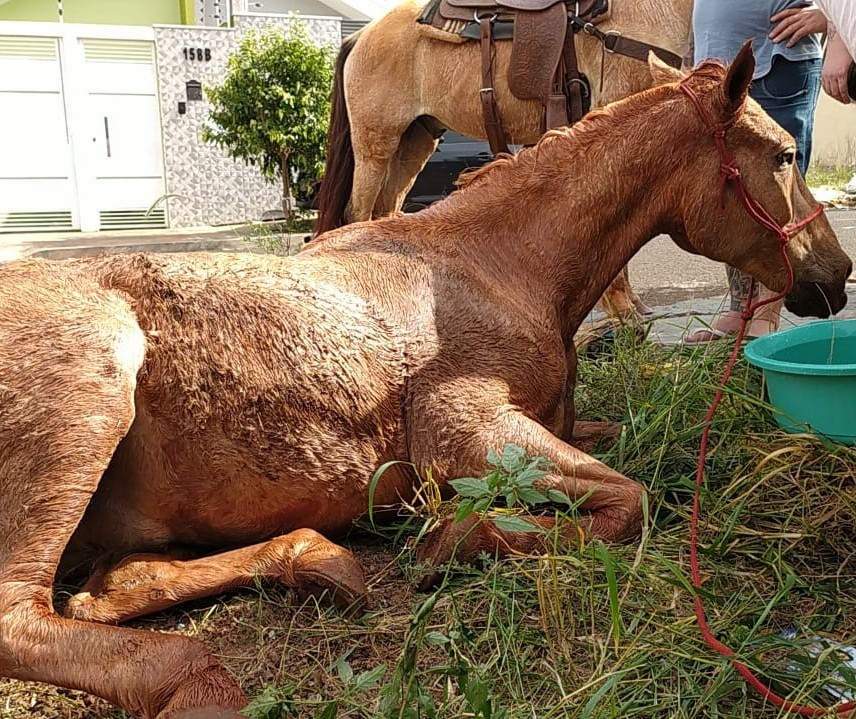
left=727, top=55, right=823, bottom=311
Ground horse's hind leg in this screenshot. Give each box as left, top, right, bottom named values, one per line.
left=597, top=266, right=653, bottom=319
left=65, top=528, right=367, bottom=624
left=348, top=118, right=413, bottom=223
left=0, top=287, right=245, bottom=718
left=372, top=118, right=442, bottom=216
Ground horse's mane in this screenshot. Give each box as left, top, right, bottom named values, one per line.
left=455, top=60, right=728, bottom=192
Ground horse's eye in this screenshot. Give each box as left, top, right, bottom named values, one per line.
left=776, top=150, right=795, bottom=166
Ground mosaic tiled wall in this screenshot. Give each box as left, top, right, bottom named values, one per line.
left=154, top=14, right=340, bottom=228
left=233, top=12, right=342, bottom=46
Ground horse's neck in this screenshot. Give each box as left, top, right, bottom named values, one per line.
left=430, top=95, right=683, bottom=338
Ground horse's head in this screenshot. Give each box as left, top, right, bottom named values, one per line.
left=651, top=43, right=851, bottom=318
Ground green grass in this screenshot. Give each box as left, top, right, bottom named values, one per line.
left=3, top=332, right=853, bottom=719
left=249, top=210, right=315, bottom=254
left=806, top=163, right=853, bottom=190
left=232, top=331, right=856, bottom=718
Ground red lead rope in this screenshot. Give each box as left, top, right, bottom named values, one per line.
left=680, top=82, right=855, bottom=716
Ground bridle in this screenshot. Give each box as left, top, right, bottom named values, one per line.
left=679, top=80, right=854, bottom=717
left=679, top=80, right=824, bottom=303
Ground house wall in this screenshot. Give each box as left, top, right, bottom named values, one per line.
left=66, top=0, right=182, bottom=25
left=232, top=11, right=340, bottom=44
left=0, top=0, right=57, bottom=22
left=242, top=0, right=348, bottom=18
left=154, top=13, right=341, bottom=227
left=197, top=0, right=233, bottom=27
left=235, top=0, right=391, bottom=22
left=0, top=0, right=182, bottom=25
left=812, top=93, right=856, bottom=168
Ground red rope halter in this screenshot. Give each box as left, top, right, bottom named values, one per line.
left=680, top=81, right=853, bottom=717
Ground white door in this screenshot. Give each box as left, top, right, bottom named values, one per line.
left=0, top=35, right=78, bottom=232
left=80, top=39, right=166, bottom=229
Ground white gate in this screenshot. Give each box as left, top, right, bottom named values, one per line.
left=0, top=35, right=77, bottom=232
left=0, top=24, right=167, bottom=233
left=80, top=39, right=167, bottom=229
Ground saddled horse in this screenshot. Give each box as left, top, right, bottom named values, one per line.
left=315, top=0, right=694, bottom=318
left=0, top=48, right=851, bottom=719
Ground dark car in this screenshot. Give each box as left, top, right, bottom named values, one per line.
left=299, top=131, right=494, bottom=214
left=403, top=131, right=494, bottom=211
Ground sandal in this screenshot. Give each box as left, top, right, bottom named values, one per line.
left=682, top=293, right=785, bottom=345
left=682, top=326, right=732, bottom=344
left=683, top=315, right=781, bottom=345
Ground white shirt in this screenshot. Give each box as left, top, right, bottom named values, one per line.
left=816, top=0, right=856, bottom=60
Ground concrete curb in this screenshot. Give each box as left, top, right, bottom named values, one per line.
left=0, top=225, right=311, bottom=264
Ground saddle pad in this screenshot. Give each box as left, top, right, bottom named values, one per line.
left=426, top=0, right=609, bottom=28
left=508, top=3, right=568, bottom=100
left=418, top=0, right=610, bottom=41
left=443, top=0, right=606, bottom=17
left=445, top=0, right=562, bottom=8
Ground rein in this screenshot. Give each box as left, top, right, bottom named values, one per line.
left=679, top=81, right=852, bottom=717
left=571, top=14, right=682, bottom=71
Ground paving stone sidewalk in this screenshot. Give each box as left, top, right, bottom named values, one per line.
left=605, top=282, right=856, bottom=345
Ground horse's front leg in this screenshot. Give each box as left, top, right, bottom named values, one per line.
left=415, top=410, right=644, bottom=585
left=556, top=343, right=622, bottom=450
left=65, top=529, right=367, bottom=625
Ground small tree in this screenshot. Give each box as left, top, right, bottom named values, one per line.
left=203, top=23, right=334, bottom=217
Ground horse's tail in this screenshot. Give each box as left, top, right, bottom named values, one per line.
left=314, top=32, right=360, bottom=236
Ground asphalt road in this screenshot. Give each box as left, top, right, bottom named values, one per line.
left=629, top=208, right=856, bottom=308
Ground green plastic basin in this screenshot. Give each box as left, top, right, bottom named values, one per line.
left=744, top=319, right=856, bottom=445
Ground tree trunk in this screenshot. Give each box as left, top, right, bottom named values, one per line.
left=280, top=152, right=292, bottom=218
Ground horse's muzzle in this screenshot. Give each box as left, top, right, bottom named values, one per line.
left=785, top=259, right=851, bottom=317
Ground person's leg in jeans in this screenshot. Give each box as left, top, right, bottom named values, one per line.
left=686, top=56, right=822, bottom=341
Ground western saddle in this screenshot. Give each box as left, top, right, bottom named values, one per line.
left=418, top=0, right=682, bottom=154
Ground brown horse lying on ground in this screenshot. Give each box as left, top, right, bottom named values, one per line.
left=0, top=48, right=851, bottom=719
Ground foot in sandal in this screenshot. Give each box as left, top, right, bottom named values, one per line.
left=683, top=296, right=783, bottom=344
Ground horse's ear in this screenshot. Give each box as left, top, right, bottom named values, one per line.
left=722, top=40, right=755, bottom=114
left=648, top=50, right=683, bottom=85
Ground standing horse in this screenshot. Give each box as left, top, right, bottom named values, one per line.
left=314, top=0, right=694, bottom=318
left=0, top=49, right=851, bottom=719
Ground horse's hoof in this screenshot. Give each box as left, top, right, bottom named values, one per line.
left=634, top=299, right=655, bottom=316
left=295, top=571, right=368, bottom=615
left=293, top=554, right=368, bottom=615
left=414, top=568, right=444, bottom=593
left=412, top=514, right=483, bottom=591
